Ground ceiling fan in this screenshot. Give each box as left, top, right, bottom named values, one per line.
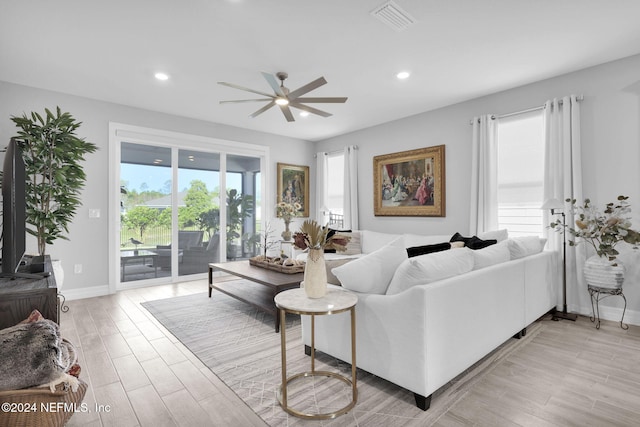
left=218, top=72, right=347, bottom=122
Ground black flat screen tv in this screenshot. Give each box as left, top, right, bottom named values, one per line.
left=1, top=138, right=44, bottom=279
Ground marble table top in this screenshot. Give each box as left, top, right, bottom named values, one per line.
left=274, top=288, right=357, bottom=315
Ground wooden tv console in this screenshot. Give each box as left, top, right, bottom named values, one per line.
left=0, top=255, right=58, bottom=329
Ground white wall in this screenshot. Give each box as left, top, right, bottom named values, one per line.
left=316, top=54, right=640, bottom=324
left=0, top=81, right=314, bottom=298
left=3, top=53, right=640, bottom=324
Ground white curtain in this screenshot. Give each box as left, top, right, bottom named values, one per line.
left=316, top=152, right=328, bottom=223
left=542, top=95, right=584, bottom=312
left=343, top=145, right=359, bottom=230
left=469, top=115, right=498, bottom=235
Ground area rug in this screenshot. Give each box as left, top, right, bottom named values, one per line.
left=141, top=291, right=544, bottom=426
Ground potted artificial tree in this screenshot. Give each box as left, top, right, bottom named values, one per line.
left=10, top=107, right=97, bottom=269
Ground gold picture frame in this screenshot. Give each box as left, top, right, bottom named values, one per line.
left=373, top=145, right=445, bottom=216
left=277, top=163, right=310, bottom=217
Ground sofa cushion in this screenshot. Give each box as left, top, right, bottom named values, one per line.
left=508, top=236, right=545, bottom=259
left=472, top=240, right=511, bottom=270
left=406, top=242, right=451, bottom=257
left=360, top=230, right=401, bottom=254
left=478, top=229, right=509, bottom=242
left=332, top=243, right=407, bottom=294
left=325, top=258, right=354, bottom=285
left=402, top=234, right=454, bottom=248
left=386, top=247, right=475, bottom=295
left=450, top=232, right=497, bottom=250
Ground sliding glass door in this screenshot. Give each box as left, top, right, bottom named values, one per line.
left=177, top=149, right=221, bottom=276
left=120, top=143, right=172, bottom=282
left=226, top=154, right=261, bottom=260
left=116, top=133, right=265, bottom=287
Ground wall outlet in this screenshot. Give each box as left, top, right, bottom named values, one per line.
left=74, top=264, right=82, bottom=274
left=89, top=209, right=100, bottom=218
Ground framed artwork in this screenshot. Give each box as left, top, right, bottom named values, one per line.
left=373, top=145, right=445, bottom=216
left=277, top=163, right=310, bottom=217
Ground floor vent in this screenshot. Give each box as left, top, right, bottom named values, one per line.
left=370, top=1, right=416, bottom=32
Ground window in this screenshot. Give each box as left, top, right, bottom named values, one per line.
left=496, top=110, right=545, bottom=237
left=326, top=152, right=344, bottom=228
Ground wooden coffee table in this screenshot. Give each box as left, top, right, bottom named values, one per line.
left=208, top=261, right=304, bottom=332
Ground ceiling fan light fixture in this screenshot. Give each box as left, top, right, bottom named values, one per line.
left=154, top=72, right=169, bottom=81
left=219, top=72, right=347, bottom=122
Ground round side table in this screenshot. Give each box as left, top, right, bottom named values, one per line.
left=274, top=288, right=358, bottom=420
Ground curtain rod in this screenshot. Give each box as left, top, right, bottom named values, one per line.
left=468, top=94, right=584, bottom=125
left=314, top=146, right=358, bottom=157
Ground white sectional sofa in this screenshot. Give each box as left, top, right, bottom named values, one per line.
left=300, top=230, right=559, bottom=410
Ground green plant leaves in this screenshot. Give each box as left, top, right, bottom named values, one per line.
left=10, top=106, right=98, bottom=255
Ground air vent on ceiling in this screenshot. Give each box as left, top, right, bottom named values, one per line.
left=370, top=1, right=416, bottom=32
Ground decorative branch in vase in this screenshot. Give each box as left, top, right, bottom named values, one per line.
left=276, top=201, right=301, bottom=241
left=293, top=220, right=351, bottom=298
left=549, top=195, right=640, bottom=289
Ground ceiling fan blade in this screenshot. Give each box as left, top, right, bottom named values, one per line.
left=220, top=98, right=273, bottom=104
left=287, top=77, right=327, bottom=100
left=218, top=81, right=275, bottom=98
left=279, top=104, right=295, bottom=122
left=250, top=101, right=276, bottom=118
left=294, top=97, right=348, bottom=103
left=290, top=102, right=332, bottom=118
left=261, top=72, right=285, bottom=97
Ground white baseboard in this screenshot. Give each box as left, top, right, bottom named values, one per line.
left=570, top=303, right=640, bottom=326
left=61, top=285, right=110, bottom=301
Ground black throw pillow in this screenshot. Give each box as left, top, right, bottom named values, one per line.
left=466, top=236, right=497, bottom=249
left=450, top=232, right=473, bottom=245
left=450, top=232, right=497, bottom=250
left=406, top=242, right=451, bottom=257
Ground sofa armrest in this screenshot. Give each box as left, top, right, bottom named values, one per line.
left=302, top=285, right=429, bottom=395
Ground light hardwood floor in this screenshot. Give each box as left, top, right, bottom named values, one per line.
left=62, top=279, right=266, bottom=427
left=61, top=279, right=640, bottom=427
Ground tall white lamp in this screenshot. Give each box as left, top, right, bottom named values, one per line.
left=542, top=198, right=578, bottom=321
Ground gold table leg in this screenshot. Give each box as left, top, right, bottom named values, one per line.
left=277, top=308, right=358, bottom=420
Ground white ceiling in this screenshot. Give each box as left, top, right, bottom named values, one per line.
left=2, top=0, right=640, bottom=142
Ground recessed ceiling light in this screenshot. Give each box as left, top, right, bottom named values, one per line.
left=299, top=111, right=310, bottom=117
left=154, top=72, right=169, bottom=81
left=396, top=71, right=410, bottom=80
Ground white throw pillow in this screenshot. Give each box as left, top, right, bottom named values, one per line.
left=331, top=243, right=407, bottom=294
left=360, top=230, right=402, bottom=254
left=472, top=240, right=511, bottom=270
left=507, top=236, right=544, bottom=259
left=478, top=229, right=509, bottom=242
left=386, top=248, right=474, bottom=295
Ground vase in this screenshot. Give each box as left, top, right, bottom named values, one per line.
left=302, top=248, right=327, bottom=298
left=583, top=255, right=625, bottom=289
left=281, top=220, right=292, bottom=242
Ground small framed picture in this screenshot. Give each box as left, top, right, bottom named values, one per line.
left=277, top=163, right=310, bottom=217
left=373, top=145, right=445, bottom=216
